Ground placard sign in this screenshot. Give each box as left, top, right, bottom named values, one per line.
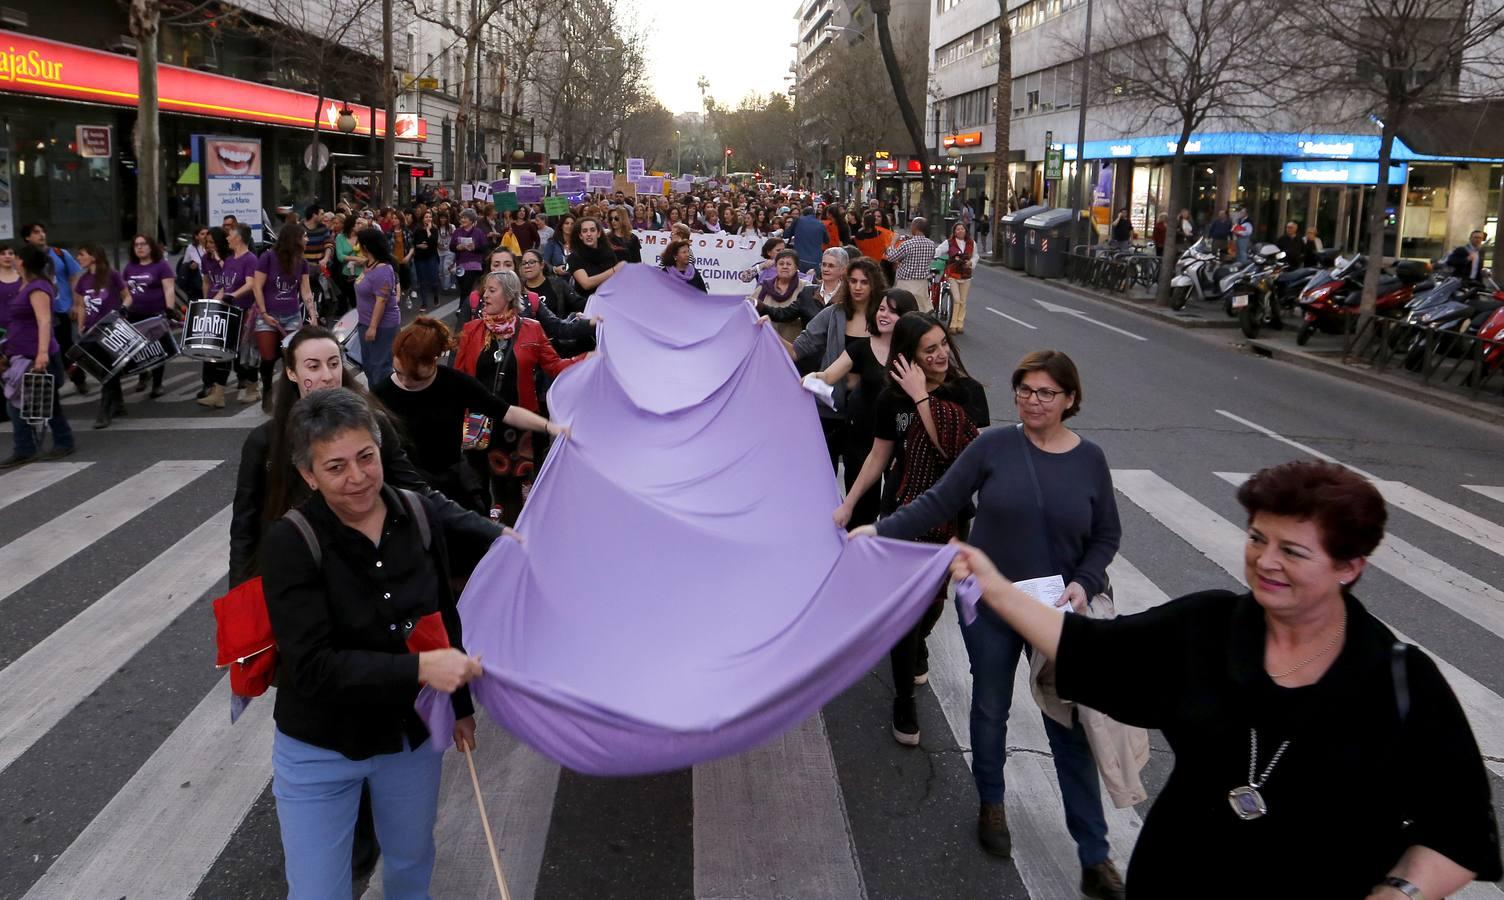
left=490, top=180, right=510, bottom=196
left=472, top=181, right=492, bottom=202
left=556, top=174, right=587, bottom=193
left=555, top=165, right=571, bottom=176
left=587, top=171, right=614, bottom=190
left=543, top=195, right=571, bottom=216
left=636, top=176, right=663, bottom=195
left=516, top=184, right=545, bottom=204
left=671, top=179, right=693, bottom=194
left=518, top=172, right=538, bottom=186
left=626, top=158, right=645, bottom=179
left=633, top=231, right=764, bottom=295
left=75, top=125, right=112, bottom=158
left=495, top=192, right=520, bottom=212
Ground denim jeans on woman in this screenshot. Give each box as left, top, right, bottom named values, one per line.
left=360, top=324, right=399, bottom=387
left=272, top=729, right=442, bottom=899
left=6, top=355, right=74, bottom=458
left=958, top=596, right=1111, bottom=868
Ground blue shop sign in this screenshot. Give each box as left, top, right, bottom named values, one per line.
left=1063, top=132, right=1501, bottom=163
left=1280, top=161, right=1408, bottom=184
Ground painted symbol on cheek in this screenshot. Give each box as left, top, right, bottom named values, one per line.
left=303, top=378, right=315, bottom=393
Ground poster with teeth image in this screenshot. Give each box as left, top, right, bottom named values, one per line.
left=202, top=136, right=264, bottom=242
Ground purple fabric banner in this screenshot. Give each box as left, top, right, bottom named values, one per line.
left=418, top=265, right=961, bottom=775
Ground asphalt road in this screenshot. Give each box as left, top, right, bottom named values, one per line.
left=1, top=268, right=1501, bottom=900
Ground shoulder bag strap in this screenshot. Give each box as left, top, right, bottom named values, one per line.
left=1392, top=641, right=1410, bottom=726
left=282, top=509, right=321, bottom=567
left=397, top=489, right=431, bottom=551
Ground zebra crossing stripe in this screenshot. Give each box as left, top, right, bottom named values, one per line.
left=0, top=460, right=219, bottom=607
left=22, top=676, right=276, bottom=900
left=0, top=505, right=232, bottom=776
left=1215, top=473, right=1504, bottom=646
left=1463, top=485, right=1504, bottom=505
left=693, top=713, right=866, bottom=900
left=0, top=462, right=91, bottom=513
left=1114, top=469, right=1504, bottom=779
left=1373, top=480, right=1504, bottom=561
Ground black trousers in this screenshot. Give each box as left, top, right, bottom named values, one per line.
left=822, top=416, right=881, bottom=528
left=890, top=598, right=946, bottom=701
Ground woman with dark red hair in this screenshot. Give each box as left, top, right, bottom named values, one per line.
left=943, top=459, right=1502, bottom=898
left=373, top=315, right=561, bottom=513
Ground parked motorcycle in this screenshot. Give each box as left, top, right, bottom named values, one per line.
left=1294, top=255, right=1426, bottom=345
left=1170, top=237, right=1253, bottom=313
left=1400, top=277, right=1504, bottom=371
left=1231, top=245, right=1289, bottom=339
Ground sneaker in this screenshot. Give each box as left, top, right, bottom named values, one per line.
left=977, top=802, right=1011, bottom=858
left=1081, top=861, right=1127, bottom=900
left=892, top=696, right=919, bottom=746
left=0, top=454, right=35, bottom=470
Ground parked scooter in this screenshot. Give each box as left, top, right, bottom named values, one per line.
left=1232, top=244, right=1289, bottom=339
left=1400, top=276, right=1504, bottom=371
left=1170, top=237, right=1253, bottom=313
left=1294, top=255, right=1426, bottom=345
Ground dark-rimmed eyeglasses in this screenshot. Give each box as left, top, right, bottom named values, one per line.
left=1015, top=386, right=1064, bottom=403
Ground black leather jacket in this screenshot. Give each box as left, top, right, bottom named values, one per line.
left=230, top=413, right=501, bottom=587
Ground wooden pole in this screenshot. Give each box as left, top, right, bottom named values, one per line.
left=463, top=744, right=512, bottom=900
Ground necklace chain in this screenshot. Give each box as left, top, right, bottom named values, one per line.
left=1247, top=728, right=1290, bottom=788
left=1266, top=612, right=1346, bottom=679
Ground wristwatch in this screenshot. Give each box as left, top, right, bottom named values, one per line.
left=1381, top=876, right=1423, bottom=900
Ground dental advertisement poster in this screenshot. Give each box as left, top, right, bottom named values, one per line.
left=200, top=136, right=264, bottom=242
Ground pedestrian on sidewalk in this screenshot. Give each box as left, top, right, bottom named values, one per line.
left=946, top=460, right=1503, bottom=898
left=853, top=349, right=1127, bottom=900
left=262, top=387, right=483, bottom=900
left=1232, top=210, right=1254, bottom=265
left=885, top=217, right=937, bottom=313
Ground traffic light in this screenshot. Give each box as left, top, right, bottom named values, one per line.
left=724, top=148, right=733, bottom=158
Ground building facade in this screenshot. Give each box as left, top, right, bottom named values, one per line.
left=925, top=0, right=1503, bottom=257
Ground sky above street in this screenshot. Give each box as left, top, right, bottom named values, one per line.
left=634, top=0, right=796, bottom=115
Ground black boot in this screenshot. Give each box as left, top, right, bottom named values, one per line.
left=977, top=802, right=1012, bottom=858
left=93, top=397, right=112, bottom=429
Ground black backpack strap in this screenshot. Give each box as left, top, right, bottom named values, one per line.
left=397, top=489, right=431, bottom=551
left=283, top=509, right=320, bottom=567
left=1392, top=641, right=1411, bottom=726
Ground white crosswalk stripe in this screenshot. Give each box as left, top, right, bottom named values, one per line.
left=0, top=505, right=232, bottom=775
left=0, top=459, right=218, bottom=607
left=1115, top=468, right=1504, bottom=780
left=1464, top=485, right=1504, bottom=505
left=5, top=459, right=1504, bottom=899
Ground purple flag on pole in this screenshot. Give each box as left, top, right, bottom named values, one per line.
left=418, top=265, right=962, bottom=775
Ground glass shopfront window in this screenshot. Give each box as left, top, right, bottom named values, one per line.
left=1401, top=164, right=1451, bottom=261
left=5, top=111, right=119, bottom=251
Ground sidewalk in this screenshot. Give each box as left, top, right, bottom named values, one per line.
left=980, top=259, right=1504, bottom=427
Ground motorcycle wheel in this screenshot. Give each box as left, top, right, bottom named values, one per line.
left=1239, top=300, right=1262, bottom=340
left=1295, top=324, right=1315, bottom=346
left=1169, top=285, right=1189, bottom=311
left=1224, top=296, right=1236, bottom=318
left=1268, top=300, right=1284, bottom=331
left=1403, top=344, right=1425, bottom=373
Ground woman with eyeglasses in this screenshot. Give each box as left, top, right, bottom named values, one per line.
left=122, top=234, right=177, bottom=399
left=850, top=348, right=1125, bottom=895
left=605, top=209, right=643, bottom=264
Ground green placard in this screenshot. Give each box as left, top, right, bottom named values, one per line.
left=1044, top=147, right=1064, bottom=181
left=495, top=191, right=520, bottom=212
left=542, top=195, right=570, bottom=216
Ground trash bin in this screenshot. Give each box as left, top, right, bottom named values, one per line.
left=1023, top=209, right=1076, bottom=278
left=1000, top=205, right=1049, bottom=270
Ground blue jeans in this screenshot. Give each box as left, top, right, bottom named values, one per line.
left=7, top=355, right=74, bottom=458
left=272, top=729, right=443, bottom=900
left=359, top=323, right=398, bottom=387
left=414, top=257, right=441, bottom=309
left=958, top=598, right=1110, bottom=868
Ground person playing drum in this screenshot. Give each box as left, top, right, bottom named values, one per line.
left=197, top=225, right=259, bottom=410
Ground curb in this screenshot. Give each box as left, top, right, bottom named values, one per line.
left=1246, top=339, right=1504, bottom=428
left=982, top=262, right=1237, bottom=330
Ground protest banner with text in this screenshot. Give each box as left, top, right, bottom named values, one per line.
left=633, top=231, right=763, bottom=295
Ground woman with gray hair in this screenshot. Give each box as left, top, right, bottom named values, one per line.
left=262, top=386, right=484, bottom=898
left=454, top=270, right=587, bottom=523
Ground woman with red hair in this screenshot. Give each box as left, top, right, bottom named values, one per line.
left=373, top=315, right=562, bottom=513
left=454, top=271, right=584, bottom=523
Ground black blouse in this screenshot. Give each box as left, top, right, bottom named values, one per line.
left=1056, top=590, right=1502, bottom=897
left=262, top=486, right=475, bottom=760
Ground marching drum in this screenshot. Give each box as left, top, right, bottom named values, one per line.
left=182, top=299, right=244, bottom=362
left=331, top=308, right=363, bottom=366
left=64, top=310, right=148, bottom=382
left=122, top=315, right=182, bottom=376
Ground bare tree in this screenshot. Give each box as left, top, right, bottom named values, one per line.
left=1286, top=0, right=1504, bottom=315
left=128, top=0, right=162, bottom=242
left=493, top=0, right=569, bottom=167
left=871, top=0, right=934, bottom=221
left=1086, top=0, right=1287, bottom=304
left=535, top=0, right=646, bottom=166
left=409, top=0, right=513, bottom=198
left=989, top=2, right=1012, bottom=261
left=800, top=27, right=924, bottom=193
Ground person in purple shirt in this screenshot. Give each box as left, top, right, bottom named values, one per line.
left=73, top=244, right=130, bottom=428
left=354, top=226, right=400, bottom=386
left=196, top=224, right=261, bottom=410
left=449, top=208, right=489, bottom=324
left=1, top=244, right=74, bottom=466
left=251, top=223, right=317, bottom=410
left=0, top=243, right=23, bottom=338
left=121, top=234, right=177, bottom=398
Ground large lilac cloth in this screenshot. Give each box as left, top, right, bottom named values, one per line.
left=419, top=264, right=963, bottom=775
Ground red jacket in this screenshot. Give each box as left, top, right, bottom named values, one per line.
left=454, top=315, right=582, bottom=413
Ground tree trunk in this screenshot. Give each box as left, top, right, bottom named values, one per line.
left=381, top=0, right=396, bottom=207
left=454, top=37, right=477, bottom=200
left=130, top=0, right=161, bottom=245
left=872, top=0, right=933, bottom=225
left=989, top=0, right=1011, bottom=261
left=1359, top=116, right=1399, bottom=317
left=1155, top=144, right=1190, bottom=305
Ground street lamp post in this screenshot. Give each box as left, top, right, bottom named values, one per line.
left=1074, top=0, right=1095, bottom=247
left=675, top=130, right=682, bottom=176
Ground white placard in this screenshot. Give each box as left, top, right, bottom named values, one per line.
left=633, top=230, right=765, bottom=295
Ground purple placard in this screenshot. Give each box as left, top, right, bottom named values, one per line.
left=516, top=184, right=545, bottom=204
left=556, top=174, right=587, bottom=193
left=555, top=164, right=571, bottom=176
left=671, top=179, right=693, bottom=193
left=587, top=170, right=614, bottom=190
left=490, top=180, right=510, bottom=195
left=638, top=176, right=663, bottom=195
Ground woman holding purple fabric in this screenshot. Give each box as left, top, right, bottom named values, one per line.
left=660, top=240, right=707, bottom=292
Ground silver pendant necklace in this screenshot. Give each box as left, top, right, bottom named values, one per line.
left=1228, top=728, right=1290, bottom=821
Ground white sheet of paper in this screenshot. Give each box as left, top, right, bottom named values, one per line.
left=1014, top=574, right=1067, bottom=610
left=801, top=373, right=837, bottom=409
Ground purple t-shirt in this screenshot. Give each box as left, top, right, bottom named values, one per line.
left=355, top=263, right=400, bottom=328
left=6, top=279, right=60, bottom=357
left=122, top=259, right=174, bottom=316
left=450, top=225, right=489, bottom=272
left=78, top=270, right=127, bottom=330
left=0, top=275, right=21, bottom=333
left=217, top=251, right=260, bottom=309
left=256, top=251, right=308, bottom=316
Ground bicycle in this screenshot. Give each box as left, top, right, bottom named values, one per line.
left=929, top=259, right=954, bottom=328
